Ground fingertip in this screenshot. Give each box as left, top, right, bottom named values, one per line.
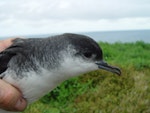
left=0, top=38, right=14, bottom=52
left=0, top=80, right=27, bottom=111
left=14, top=98, right=27, bottom=111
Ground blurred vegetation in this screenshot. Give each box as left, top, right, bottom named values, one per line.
left=23, top=41, right=150, bottom=113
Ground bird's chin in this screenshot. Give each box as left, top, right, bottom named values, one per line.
left=96, top=60, right=121, bottom=76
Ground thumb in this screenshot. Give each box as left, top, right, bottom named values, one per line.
left=0, top=79, right=27, bottom=111
left=0, top=38, right=15, bottom=52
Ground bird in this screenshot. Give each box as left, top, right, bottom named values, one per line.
left=0, top=33, right=121, bottom=113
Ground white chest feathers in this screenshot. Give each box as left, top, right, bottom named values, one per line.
left=2, top=56, right=98, bottom=103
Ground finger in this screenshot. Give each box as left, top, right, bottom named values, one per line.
left=0, top=79, right=27, bottom=111
left=0, top=38, right=15, bottom=52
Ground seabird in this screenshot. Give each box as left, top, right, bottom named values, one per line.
left=0, top=33, right=121, bottom=113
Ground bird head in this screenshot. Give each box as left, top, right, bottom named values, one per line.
left=57, top=33, right=121, bottom=77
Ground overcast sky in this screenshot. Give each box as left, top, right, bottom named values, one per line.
left=0, top=0, right=150, bottom=37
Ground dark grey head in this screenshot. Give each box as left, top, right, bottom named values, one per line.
left=55, top=33, right=121, bottom=76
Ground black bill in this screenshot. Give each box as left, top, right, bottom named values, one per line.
left=96, top=61, right=121, bottom=76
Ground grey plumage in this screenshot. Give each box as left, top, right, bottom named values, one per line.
left=0, top=33, right=121, bottom=113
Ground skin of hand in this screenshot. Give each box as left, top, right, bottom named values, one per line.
left=0, top=38, right=27, bottom=111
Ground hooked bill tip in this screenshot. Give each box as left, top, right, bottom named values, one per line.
left=96, top=61, right=121, bottom=76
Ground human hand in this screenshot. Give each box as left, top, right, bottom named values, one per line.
left=0, top=38, right=15, bottom=51
left=0, top=38, right=27, bottom=111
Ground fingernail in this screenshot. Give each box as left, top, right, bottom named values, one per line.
left=15, top=98, right=27, bottom=111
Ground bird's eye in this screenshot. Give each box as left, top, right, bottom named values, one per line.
left=83, top=52, right=92, bottom=58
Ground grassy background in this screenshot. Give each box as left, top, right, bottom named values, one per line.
left=23, top=41, right=150, bottom=113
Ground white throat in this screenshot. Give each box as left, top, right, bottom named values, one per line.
left=3, top=55, right=98, bottom=104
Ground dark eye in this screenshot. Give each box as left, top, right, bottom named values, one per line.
left=83, top=52, right=92, bottom=58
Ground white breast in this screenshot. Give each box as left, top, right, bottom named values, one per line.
left=2, top=67, right=65, bottom=104
left=2, top=56, right=98, bottom=104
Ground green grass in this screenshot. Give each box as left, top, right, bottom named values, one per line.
left=23, top=41, right=150, bottom=113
